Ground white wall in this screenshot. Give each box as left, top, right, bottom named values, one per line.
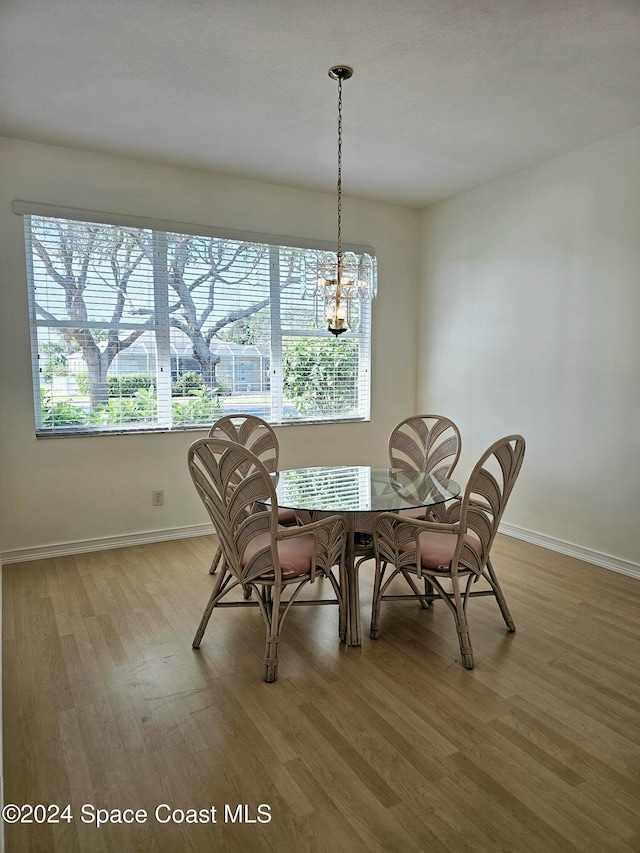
left=419, top=125, right=640, bottom=568
left=5, top=129, right=637, bottom=571
left=0, top=137, right=419, bottom=559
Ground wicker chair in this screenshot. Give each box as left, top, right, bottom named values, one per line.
left=353, top=414, right=463, bottom=589
left=189, top=437, right=347, bottom=682
left=207, top=415, right=296, bottom=575
left=388, top=414, right=461, bottom=521
left=370, top=434, right=525, bottom=669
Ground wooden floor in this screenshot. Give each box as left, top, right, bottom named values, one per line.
left=3, top=534, right=640, bottom=852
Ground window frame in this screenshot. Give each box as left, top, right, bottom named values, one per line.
left=14, top=201, right=375, bottom=437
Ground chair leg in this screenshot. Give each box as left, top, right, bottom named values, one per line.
left=450, top=575, right=474, bottom=669
left=329, top=563, right=348, bottom=644
left=341, top=559, right=349, bottom=644
left=401, top=570, right=430, bottom=609
left=192, top=566, right=229, bottom=649
left=338, top=580, right=347, bottom=644
left=209, top=543, right=223, bottom=574
left=485, top=558, right=516, bottom=632
left=370, top=559, right=385, bottom=639
left=263, top=585, right=282, bottom=683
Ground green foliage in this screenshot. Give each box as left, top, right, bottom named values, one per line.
left=40, top=341, right=66, bottom=356
left=40, top=391, right=88, bottom=427
left=75, top=371, right=90, bottom=395
left=76, top=370, right=223, bottom=398
left=89, top=388, right=157, bottom=425
left=218, top=309, right=270, bottom=345
left=75, top=371, right=158, bottom=396
left=40, top=378, right=222, bottom=431
left=171, top=371, right=205, bottom=396
left=43, top=353, right=68, bottom=382
left=282, top=337, right=358, bottom=416
left=171, top=389, right=223, bottom=426
left=109, top=373, right=157, bottom=396
left=214, top=376, right=230, bottom=396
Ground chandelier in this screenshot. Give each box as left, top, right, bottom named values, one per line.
left=316, top=66, right=377, bottom=336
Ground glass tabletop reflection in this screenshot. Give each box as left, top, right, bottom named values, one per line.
left=272, top=465, right=460, bottom=514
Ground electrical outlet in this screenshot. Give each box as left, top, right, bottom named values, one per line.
left=152, top=490, right=164, bottom=507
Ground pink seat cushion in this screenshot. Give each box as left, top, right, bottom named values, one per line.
left=254, top=502, right=297, bottom=525
left=399, top=506, right=426, bottom=520
left=277, top=507, right=298, bottom=525
left=241, top=530, right=315, bottom=579
left=400, top=529, right=482, bottom=571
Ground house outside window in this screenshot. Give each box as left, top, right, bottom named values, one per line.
left=19, top=209, right=375, bottom=436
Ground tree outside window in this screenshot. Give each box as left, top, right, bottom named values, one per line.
left=23, top=213, right=374, bottom=434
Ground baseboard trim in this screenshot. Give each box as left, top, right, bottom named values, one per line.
left=0, top=523, right=216, bottom=564
left=2, top=521, right=638, bottom=581
left=499, top=522, right=640, bottom=581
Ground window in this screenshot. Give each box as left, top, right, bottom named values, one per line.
left=17, top=205, right=375, bottom=436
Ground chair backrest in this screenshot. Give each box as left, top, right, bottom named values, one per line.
left=209, top=414, right=279, bottom=473
left=189, top=437, right=281, bottom=584
left=388, top=415, right=461, bottom=479
left=453, top=435, right=526, bottom=572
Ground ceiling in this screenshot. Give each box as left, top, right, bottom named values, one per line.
left=2, top=0, right=640, bottom=208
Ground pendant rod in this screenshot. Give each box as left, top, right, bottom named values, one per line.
left=336, top=73, right=343, bottom=296
left=329, top=65, right=353, bottom=332
left=327, top=65, right=353, bottom=336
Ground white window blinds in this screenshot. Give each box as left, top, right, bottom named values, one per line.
left=18, top=206, right=375, bottom=436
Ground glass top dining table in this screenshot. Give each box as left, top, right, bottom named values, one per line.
left=271, top=465, right=460, bottom=646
